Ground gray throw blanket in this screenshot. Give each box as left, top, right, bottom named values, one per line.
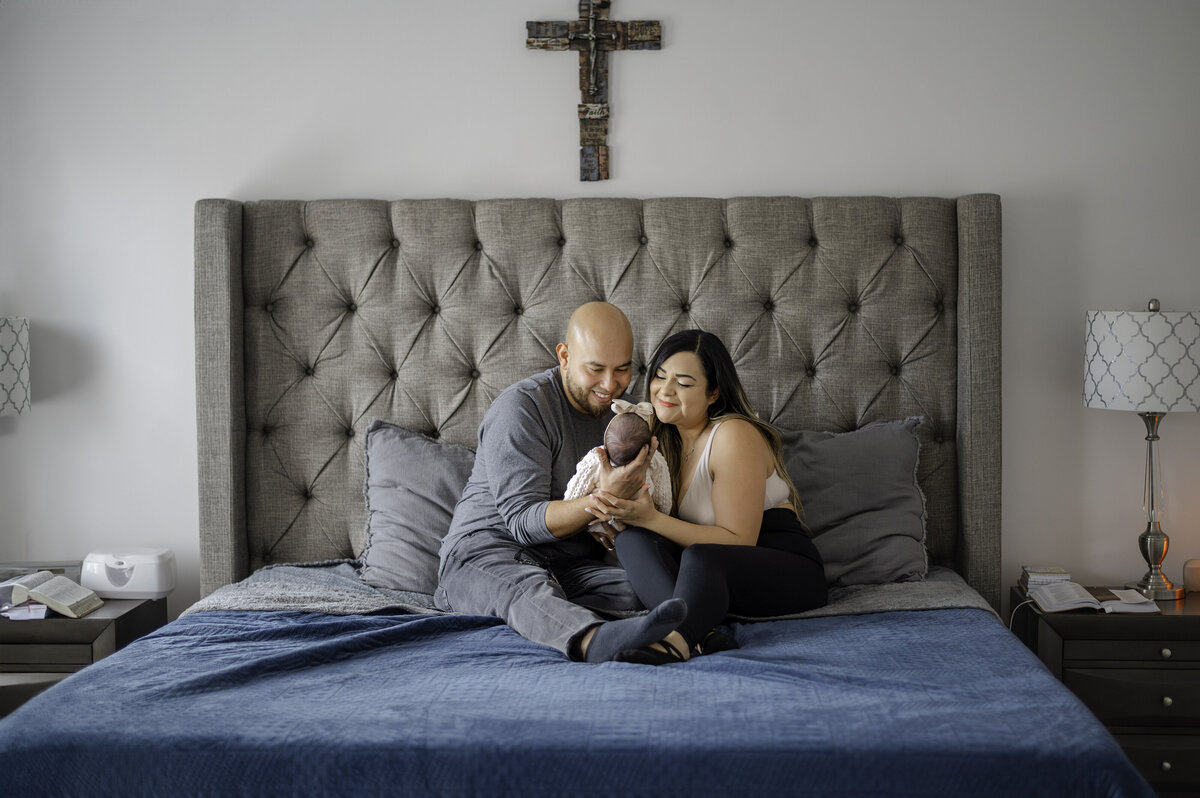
left=184, top=561, right=996, bottom=620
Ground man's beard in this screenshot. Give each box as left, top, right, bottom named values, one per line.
left=563, top=371, right=613, bottom=417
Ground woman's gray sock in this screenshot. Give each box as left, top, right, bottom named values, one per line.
left=584, top=597, right=687, bottom=663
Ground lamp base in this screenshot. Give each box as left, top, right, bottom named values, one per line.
left=1126, top=580, right=1184, bottom=601
left=1130, top=413, right=1184, bottom=602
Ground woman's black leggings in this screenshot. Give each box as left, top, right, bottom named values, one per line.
left=614, top=508, right=827, bottom=649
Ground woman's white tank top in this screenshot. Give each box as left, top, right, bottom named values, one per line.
left=676, top=420, right=791, bottom=526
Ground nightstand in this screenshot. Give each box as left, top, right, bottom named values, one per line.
left=1010, top=586, right=1200, bottom=798
left=0, top=597, right=167, bottom=717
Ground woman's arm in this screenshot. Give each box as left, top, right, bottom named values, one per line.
left=589, top=419, right=771, bottom=547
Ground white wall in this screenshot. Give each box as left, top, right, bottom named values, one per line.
left=2, top=0, right=1198, bottom=618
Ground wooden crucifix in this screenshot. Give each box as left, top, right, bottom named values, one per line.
left=527, top=1, right=662, bottom=181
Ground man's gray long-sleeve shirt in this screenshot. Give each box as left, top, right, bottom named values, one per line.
left=439, top=367, right=610, bottom=563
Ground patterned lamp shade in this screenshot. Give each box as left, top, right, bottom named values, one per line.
left=0, top=317, right=30, bottom=416
left=1084, top=308, right=1200, bottom=413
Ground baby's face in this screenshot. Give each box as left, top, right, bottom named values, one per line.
left=604, top=412, right=652, bottom=466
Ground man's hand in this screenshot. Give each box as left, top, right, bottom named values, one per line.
left=595, top=436, right=657, bottom=499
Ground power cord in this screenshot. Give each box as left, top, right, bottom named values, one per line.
left=1007, top=598, right=1035, bottom=630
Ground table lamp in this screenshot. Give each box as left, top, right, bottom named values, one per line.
left=0, top=317, right=30, bottom=416
left=1084, top=299, right=1199, bottom=600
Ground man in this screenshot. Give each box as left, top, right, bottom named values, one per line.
left=435, top=302, right=687, bottom=662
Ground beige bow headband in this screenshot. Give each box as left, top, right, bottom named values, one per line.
left=611, top=399, right=655, bottom=424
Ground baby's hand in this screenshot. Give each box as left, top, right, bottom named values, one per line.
left=588, top=521, right=618, bottom=551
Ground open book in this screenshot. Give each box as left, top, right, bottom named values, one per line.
left=5, top=570, right=104, bottom=618
left=1028, top=582, right=1159, bottom=614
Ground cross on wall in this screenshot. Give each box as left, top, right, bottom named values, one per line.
left=527, top=1, right=662, bottom=181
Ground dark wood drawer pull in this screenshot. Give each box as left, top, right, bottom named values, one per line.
left=1162, top=696, right=1173, bottom=708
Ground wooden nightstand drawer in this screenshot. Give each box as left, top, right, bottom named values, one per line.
left=0, top=642, right=108, bottom=670
left=1113, top=733, right=1200, bottom=793
left=1064, top=668, right=1200, bottom=726
left=1065, top=639, right=1200, bottom=663
left=0, top=673, right=71, bottom=717
left=1, top=624, right=117, bottom=671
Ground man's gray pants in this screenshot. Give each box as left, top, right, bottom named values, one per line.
left=435, top=529, right=643, bottom=657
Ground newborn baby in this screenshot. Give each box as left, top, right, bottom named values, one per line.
left=564, top=399, right=673, bottom=547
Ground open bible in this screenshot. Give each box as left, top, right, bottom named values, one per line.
left=4, top=570, right=104, bottom=618
left=1028, top=582, right=1159, bottom=614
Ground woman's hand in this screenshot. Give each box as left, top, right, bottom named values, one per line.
left=587, top=485, right=657, bottom=528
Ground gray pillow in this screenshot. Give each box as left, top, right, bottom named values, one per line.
left=358, top=420, right=476, bottom=594
left=781, top=417, right=928, bottom=587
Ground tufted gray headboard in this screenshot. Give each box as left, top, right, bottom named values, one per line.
left=195, top=196, right=1002, bottom=607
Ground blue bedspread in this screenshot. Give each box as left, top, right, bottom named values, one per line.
left=0, top=608, right=1151, bottom=797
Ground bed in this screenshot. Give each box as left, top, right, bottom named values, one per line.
left=0, top=196, right=1153, bottom=796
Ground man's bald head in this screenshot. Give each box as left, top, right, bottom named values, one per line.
left=556, top=302, right=635, bottom=417
left=565, top=302, right=633, bottom=351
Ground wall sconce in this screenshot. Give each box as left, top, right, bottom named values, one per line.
left=0, top=317, right=30, bottom=417
left=1084, top=299, right=1199, bottom=600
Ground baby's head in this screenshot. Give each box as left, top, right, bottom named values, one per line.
left=604, top=411, right=652, bottom=467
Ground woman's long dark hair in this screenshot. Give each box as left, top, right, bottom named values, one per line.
left=644, top=329, right=800, bottom=516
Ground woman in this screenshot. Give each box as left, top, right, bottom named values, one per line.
left=586, top=329, right=827, bottom=664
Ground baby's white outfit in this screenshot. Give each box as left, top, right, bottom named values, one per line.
left=563, top=400, right=673, bottom=525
